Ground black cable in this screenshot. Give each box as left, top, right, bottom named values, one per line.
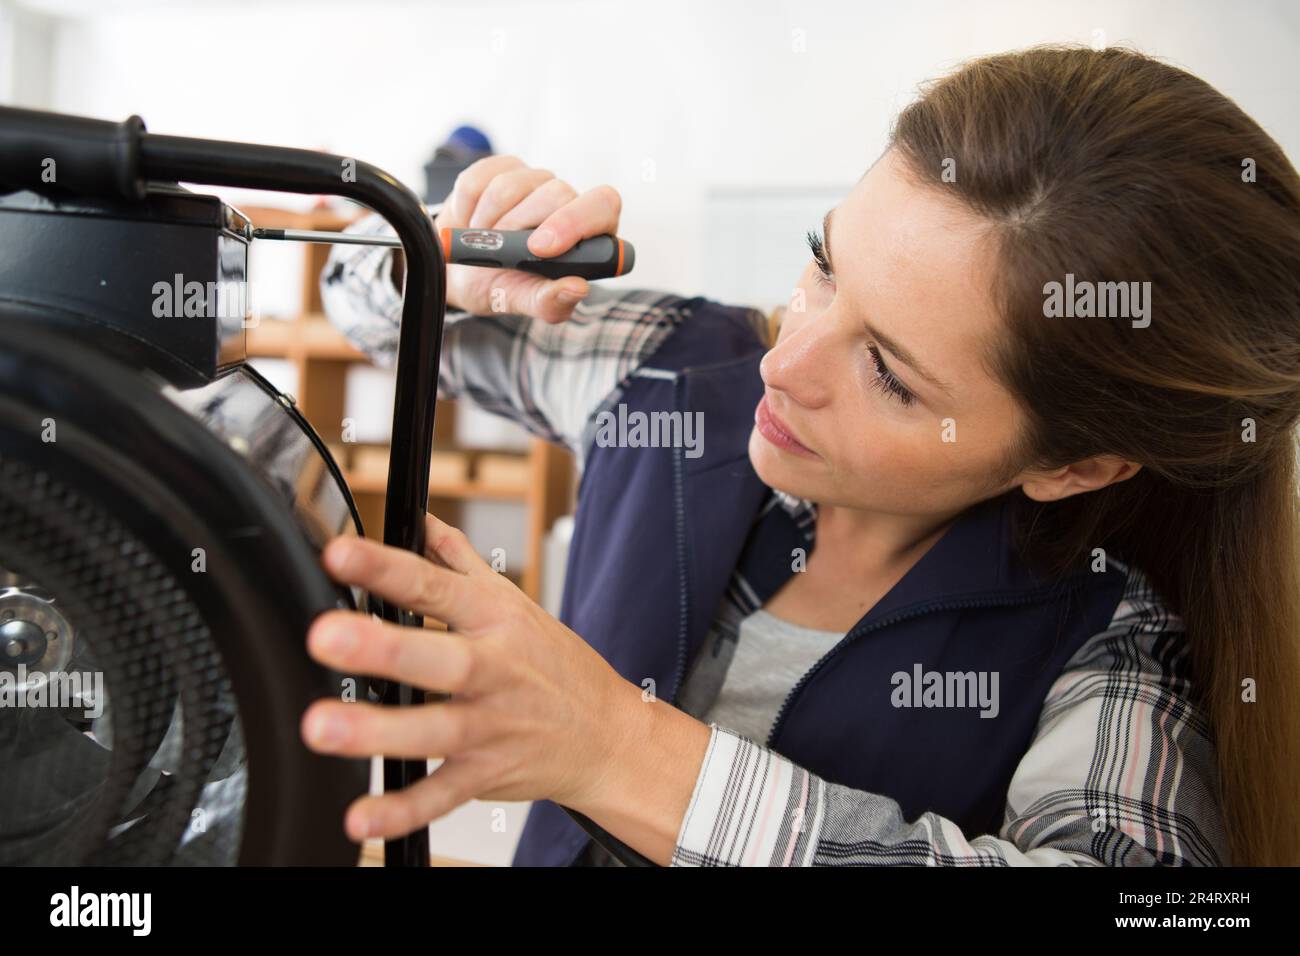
left=562, top=807, right=656, bottom=866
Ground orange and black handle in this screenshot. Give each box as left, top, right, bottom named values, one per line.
left=439, top=226, right=633, bottom=279
left=250, top=223, right=635, bottom=280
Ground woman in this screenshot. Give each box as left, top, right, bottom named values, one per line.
left=305, top=45, right=1300, bottom=866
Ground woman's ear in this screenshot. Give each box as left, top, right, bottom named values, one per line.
left=1020, top=455, right=1143, bottom=503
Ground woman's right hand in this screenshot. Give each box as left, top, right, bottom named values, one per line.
left=432, top=156, right=623, bottom=324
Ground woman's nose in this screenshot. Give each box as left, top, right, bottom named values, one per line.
left=759, top=314, right=836, bottom=408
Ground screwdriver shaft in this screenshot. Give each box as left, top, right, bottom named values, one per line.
left=251, top=227, right=401, bottom=247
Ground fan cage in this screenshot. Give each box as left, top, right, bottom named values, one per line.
left=0, top=453, right=246, bottom=865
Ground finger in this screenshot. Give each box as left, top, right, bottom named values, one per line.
left=492, top=177, right=578, bottom=232
left=306, top=609, right=475, bottom=694
left=301, top=696, right=477, bottom=760
left=443, top=154, right=526, bottom=226
left=530, top=277, right=590, bottom=323
left=467, top=270, right=588, bottom=325
left=423, top=513, right=491, bottom=576
left=343, top=758, right=491, bottom=841
left=526, top=184, right=622, bottom=257
left=320, top=535, right=489, bottom=630
left=467, top=167, right=556, bottom=230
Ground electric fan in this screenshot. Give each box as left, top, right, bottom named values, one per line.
left=0, top=107, right=447, bottom=866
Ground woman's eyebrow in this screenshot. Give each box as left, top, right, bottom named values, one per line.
left=824, top=207, right=955, bottom=397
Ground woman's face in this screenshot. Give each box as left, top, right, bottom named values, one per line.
left=748, top=148, right=1027, bottom=519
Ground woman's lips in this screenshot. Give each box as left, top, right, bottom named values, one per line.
left=755, top=395, right=818, bottom=458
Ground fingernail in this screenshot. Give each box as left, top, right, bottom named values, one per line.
left=347, top=809, right=372, bottom=841
left=558, top=288, right=584, bottom=304
left=320, top=620, right=359, bottom=656
left=324, top=539, right=354, bottom=575
left=308, top=711, right=349, bottom=749
left=530, top=227, right=557, bottom=253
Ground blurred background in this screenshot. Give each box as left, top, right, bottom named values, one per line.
left=2, top=0, right=1295, bottom=865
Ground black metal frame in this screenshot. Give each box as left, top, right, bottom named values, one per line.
left=145, top=130, right=443, bottom=868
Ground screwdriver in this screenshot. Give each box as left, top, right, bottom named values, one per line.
left=246, top=202, right=634, bottom=280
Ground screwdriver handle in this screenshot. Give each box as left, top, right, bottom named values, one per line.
left=439, top=227, right=634, bottom=279
left=247, top=224, right=634, bottom=280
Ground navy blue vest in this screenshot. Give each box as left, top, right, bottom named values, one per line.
left=512, top=297, right=1127, bottom=866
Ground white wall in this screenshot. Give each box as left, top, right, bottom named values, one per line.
left=13, top=0, right=1299, bottom=310
left=8, top=0, right=1297, bottom=866
left=0, top=0, right=55, bottom=106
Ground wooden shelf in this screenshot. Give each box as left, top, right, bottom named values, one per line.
left=345, top=470, right=529, bottom=500
left=244, top=206, right=574, bottom=601
left=247, top=313, right=368, bottom=362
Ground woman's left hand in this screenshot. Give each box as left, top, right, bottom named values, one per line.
left=299, top=513, right=650, bottom=843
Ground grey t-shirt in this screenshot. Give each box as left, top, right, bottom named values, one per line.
left=576, top=606, right=842, bottom=866
left=692, top=608, right=844, bottom=744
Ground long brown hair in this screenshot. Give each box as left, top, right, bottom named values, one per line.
left=891, top=45, right=1300, bottom=865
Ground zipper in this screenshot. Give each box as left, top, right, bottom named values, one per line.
left=668, top=373, right=690, bottom=703
left=764, top=579, right=1093, bottom=748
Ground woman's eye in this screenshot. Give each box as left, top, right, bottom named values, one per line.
left=805, top=228, right=834, bottom=287
left=803, top=226, right=914, bottom=408
left=866, top=345, right=917, bottom=407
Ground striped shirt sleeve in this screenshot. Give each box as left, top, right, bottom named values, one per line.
left=671, top=568, right=1230, bottom=866
left=318, top=212, right=692, bottom=462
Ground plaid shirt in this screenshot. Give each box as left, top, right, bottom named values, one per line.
left=321, top=214, right=1228, bottom=867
